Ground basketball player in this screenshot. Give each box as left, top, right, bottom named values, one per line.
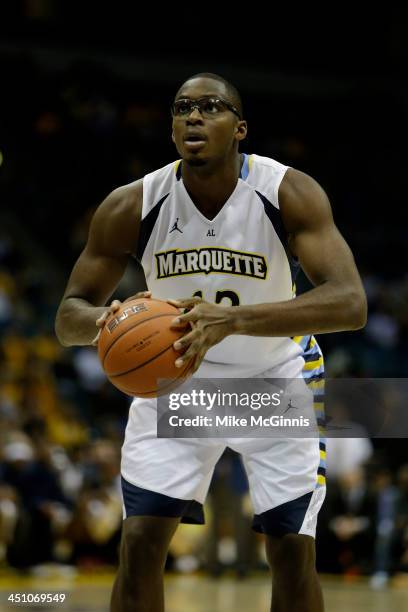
left=55, top=73, right=367, bottom=612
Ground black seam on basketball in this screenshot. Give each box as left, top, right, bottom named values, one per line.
left=102, top=313, right=177, bottom=369
left=109, top=341, right=178, bottom=377
left=116, top=377, right=189, bottom=397
left=116, top=361, right=192, bottom=396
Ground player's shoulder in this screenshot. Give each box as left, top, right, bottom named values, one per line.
left=88, top=179, right=143, bottom=254
left=248, top=155, right=328, bottom=212
left=112, top=178, right=143, bottom=202
left=278, top=168, right=332, bottom=233
left=102, top=179, right=143, bottom=217
left=279, top=167, right=328, bottom=208
left=91, top=179, right=144, bottom=237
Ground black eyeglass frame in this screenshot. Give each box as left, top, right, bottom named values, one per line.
left=171, top=96, right=242, bottom=120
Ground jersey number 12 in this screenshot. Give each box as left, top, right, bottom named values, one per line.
left=193, top=290, right=240, bottom=306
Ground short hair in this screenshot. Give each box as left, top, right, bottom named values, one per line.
left=176, top=72, right=243, bottom=119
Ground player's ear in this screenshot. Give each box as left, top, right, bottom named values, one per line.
left=235, top=120, right=247, bottom=143
left=171, top=128, right=175, bottom=143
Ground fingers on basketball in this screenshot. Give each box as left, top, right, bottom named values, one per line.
left=98, top=297, right=194, bottom=397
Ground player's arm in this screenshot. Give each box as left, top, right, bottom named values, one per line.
left=55, top=181, right=144, bottom=347
left=170, top=169, right=366, bottom=370
left=230, top=168, right=367, bottom=336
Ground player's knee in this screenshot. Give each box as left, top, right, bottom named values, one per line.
left=266, top=533, right=316, bottom=579
left=120, top=518, right=169, bottom=574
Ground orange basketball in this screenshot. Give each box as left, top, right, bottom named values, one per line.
left=98, top=298, right=193, bottom=398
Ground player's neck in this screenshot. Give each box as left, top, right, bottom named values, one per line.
left=181, top=152, right=243, bottom=219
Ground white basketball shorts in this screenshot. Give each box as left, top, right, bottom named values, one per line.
left=121, top=352, right=326, bottom=538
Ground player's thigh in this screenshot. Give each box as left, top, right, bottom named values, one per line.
left=122, top=396, right=225, bottom=502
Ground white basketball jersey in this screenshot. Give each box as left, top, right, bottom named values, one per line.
left=138, top=153, right=306, bottom=377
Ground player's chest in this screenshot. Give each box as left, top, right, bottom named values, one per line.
left=155, top=184, right=270, bottom=248
left=150, top=193, right=271, bottom=281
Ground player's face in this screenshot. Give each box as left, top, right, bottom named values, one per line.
left=171, top=78, right=247, bottom=166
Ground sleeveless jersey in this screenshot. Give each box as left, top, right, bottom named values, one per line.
left=137, top=153, right=311, bottom=377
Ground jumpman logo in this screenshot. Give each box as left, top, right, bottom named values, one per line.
left=169, top=217, right=183, bottom=233
left=283, top=398, right=299, bottom=414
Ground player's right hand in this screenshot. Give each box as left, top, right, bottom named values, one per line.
left=91, top=291, right=152, bottom=346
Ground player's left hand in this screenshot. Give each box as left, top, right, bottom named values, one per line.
left=168, top=296, right=235, bottom=372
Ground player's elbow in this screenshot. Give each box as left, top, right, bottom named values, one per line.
left=54, top=321, right=69, bottom=347
left=347, top=289, right=367, bottom=330
left=55, top=308, right=71, bottom=346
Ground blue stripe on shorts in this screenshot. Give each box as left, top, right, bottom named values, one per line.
left=121, top=477, right=204, bottom=524
left=252, top=491, right=314, bottom=537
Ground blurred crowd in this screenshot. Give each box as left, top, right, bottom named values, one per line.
left=0, top=51, right=407, bottom=584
